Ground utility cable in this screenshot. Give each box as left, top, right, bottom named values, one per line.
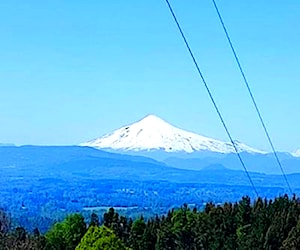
left=211, top=0, right=292, bottom=195
left=164, top=0, right=258, bottom=197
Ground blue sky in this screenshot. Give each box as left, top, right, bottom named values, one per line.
left=0, top=1, right=299, bottom=152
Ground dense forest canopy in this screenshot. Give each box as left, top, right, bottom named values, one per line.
left=1, top=195, right=300, bottom=249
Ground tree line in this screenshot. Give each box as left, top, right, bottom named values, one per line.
left=1, top=195, right=300, bottom=249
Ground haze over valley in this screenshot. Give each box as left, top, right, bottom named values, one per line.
left=1, top=115, right=299, bottom=232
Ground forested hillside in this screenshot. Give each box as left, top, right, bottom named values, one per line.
left=1, top=195, right=300, bottom=249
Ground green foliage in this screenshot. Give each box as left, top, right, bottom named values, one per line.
left=128, top=217, right=146, bottom=250
left=281, top=220, right=300, bottom=250
left=76, top=225, right=129, bottom=250
left=45, top=214, right=86, bottom=250
left=2, top=195, right=300, bottom=249
left=96, top=196, right=300, bottom=249
left=89, top=212, right=100, bottom=227
left=103, top=207, right=132, bottom=243
left=0, top=225, right=44, bottom=250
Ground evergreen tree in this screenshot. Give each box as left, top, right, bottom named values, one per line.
left=128, top=217, right=146, bottom=250
left=90, top=213, right=100, bottom=227
left=281, top=220, right=300, bottom=250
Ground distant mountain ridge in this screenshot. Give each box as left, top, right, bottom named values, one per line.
left=81, top=114, right=265, bottom=154
left=1, top=145, right=300, bottom=186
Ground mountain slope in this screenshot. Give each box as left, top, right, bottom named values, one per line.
left=1, top=145, right=299, bottom=186
left=292, top=149, right=300, bottom=157
left=81, top=114, right=265, bottom=154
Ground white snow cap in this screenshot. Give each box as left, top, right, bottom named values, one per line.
left=81, top=114, right=265, bottom=154
left=292, top=149, right=300, bottom=157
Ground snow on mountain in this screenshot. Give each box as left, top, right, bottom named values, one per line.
left=81, top=114, right=266, bottom=154
left=292, top=149, right=300, bottom=157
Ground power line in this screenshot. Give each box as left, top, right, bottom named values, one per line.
left=211, top=0, right=293, bottom=195
left=164, top=0, right=258, bottom=197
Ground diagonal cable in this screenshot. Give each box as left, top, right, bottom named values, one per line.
left=211, top=0, right=292, bottom=194
left=164, top=0, right=258, bottom=197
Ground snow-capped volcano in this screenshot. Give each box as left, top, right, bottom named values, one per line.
left=81, top=115, right=265, bottom=154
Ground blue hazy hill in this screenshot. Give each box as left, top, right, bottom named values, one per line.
left=1, top=145, right=300, bottom=232
left=1, top=145, right=300, bottom=187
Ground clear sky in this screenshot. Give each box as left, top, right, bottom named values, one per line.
left=0, top=1, right=299, bottom=152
